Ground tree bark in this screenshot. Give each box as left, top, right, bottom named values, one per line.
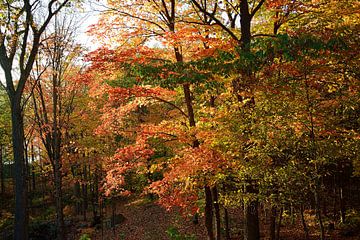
left=300, top=204, right=310, bottom=240
left=339, top=185, right=346, bottom=223
left=269, top=207, right=276, bottom=240
left=276, top=207, right=283, bottom=240
left=244, top=200, right=260, bottom=240
left=239, top=2, right=260, bottom=238
left=54, top=158, right=65, bottom=240
left=240, top=0, right=251, bottom=50
left=11, top=98, right=29, bottom=240
left=212, top=186, right=221, bottom=240
left=315, top=184, right=325, bottom=240
left=82, top=164, right=88, bottom=221
left=31, top=144, right=36, bottom=191
left=224, top=207, right=231, bottom=240
left=24, top=142, right=31, bottom=193
left=205, top=186, right=215, bottom=240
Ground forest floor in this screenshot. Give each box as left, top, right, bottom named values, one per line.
left=69, top=197, right=360, bottom=240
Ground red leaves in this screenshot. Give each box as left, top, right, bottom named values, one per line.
left=94, top=85, right=176, bottom=136
left=147, top=146, right=224, bottom=211
left=103, top=138, right=154, bottom=197
left=86, top=46, right=165, bottom=70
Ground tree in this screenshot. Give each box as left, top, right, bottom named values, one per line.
left=29, top=15, right=82, bottom=239
left=0, top=0, right=70, bottom=238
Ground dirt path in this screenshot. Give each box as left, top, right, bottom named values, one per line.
left=74, top=198, right=206, bottom=240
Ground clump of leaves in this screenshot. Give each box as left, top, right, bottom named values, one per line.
left=166, top=226, right=197, bottom=240
left=0, top=210, right=13, bottom=229
left=79, top=233, right=91, bottom=240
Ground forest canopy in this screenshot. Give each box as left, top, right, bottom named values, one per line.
left=0, top=0, right=359, bottom=240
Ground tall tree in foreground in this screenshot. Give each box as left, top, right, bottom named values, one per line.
left=0, top=0, right=70, bottom=238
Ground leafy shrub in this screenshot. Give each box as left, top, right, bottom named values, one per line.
left=0, top=210, right=13, bottom=229
left=79, top=234, right=91, bottom=240
left=166, top=226, right=197, bottom=240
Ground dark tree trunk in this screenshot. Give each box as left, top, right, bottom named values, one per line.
left=11, top=99, right=29, bottom=240
left=205, top=186, right=215, bottom=240
left=224, top=207, right=231, bottom=240
left=300, top=204, right=310, bottom=240
left=332, top=175, right=337, bottom=219
left=244, top=200, right=260, bottom=240
left=240, top=0, right=252, bottom=50
left=100, top=199, right=104, bottom=240
left=315, top=184, right=325, bottom=240
left=269, top=207, right=276, bottom=240
left=111, top=200, right=116, bottom=236
left=290, top=204, right=295, bottom=225
left=82, top=164, right=88, bottom=221
left=239, top=2, right=260, bottom=238
left=54, top=157, right=64, bottom=240
left=24, top=143, right=32, bottom=211
left=243, top=181, right=260, bottom=240
left=91, top=166, right=99, bottom=222
left=212, top=186, right=221, bottom=240
left=75, top=181, right=81, bottom=214
left=276, top=207, right=283, bottom=240
left=31, top=144, right=36, bottom=191
left=339, top=185, right=346, bottom=223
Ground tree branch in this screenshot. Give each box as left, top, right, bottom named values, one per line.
left=150, top=96, right=188, bottom=118
left=250, top=0, right=265, bottom=18
left=191, top=0, right=240, bottom=43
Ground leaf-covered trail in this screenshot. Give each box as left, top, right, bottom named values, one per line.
left=72, top=197, right=360, bottom=240
left=76, top=198, right=206, bottom=240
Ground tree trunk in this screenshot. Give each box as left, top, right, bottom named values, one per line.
left=276, top=207, right=283, bottom=240
left=300, top=204, right=310, bottom=240
left=244, top=200, right=260, bottom=240
left=339, top=185, right=346, bottom=223
left=290, top=204, right=295, bottom=225
left=24, top=143, right=30, bottom=194
left=239, top=0, right=252, bottom=50
left=239, top=2, right=260, bottom=238
left=183, top=81, right=213, bottom=240
left=91, top=166, right=99, bottom=222
left=111, top=200, right=116, bottom=236
left=205, top=186, right=215, bottom=240
left=243, top=181, right=260, bottom=240
left=315, top=183, right=325, bottom=240
left=100, top=198, right=104, bottom=240
left=269, top=206, right=276, bottom=240
left=332, top=176, right=337, bottom=219
left=31, top=144, right=36, bottom=191
left=75, top=180, right=81, bottom=215
left=82, top=164, right=88, bottom=221
left=224, top=207, right=231, bottom=240
left=54, top=158, right=65, bottom=240
left=11, top=99, right=29, bottom=240
left=212, top=186, right=221, bottom=240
